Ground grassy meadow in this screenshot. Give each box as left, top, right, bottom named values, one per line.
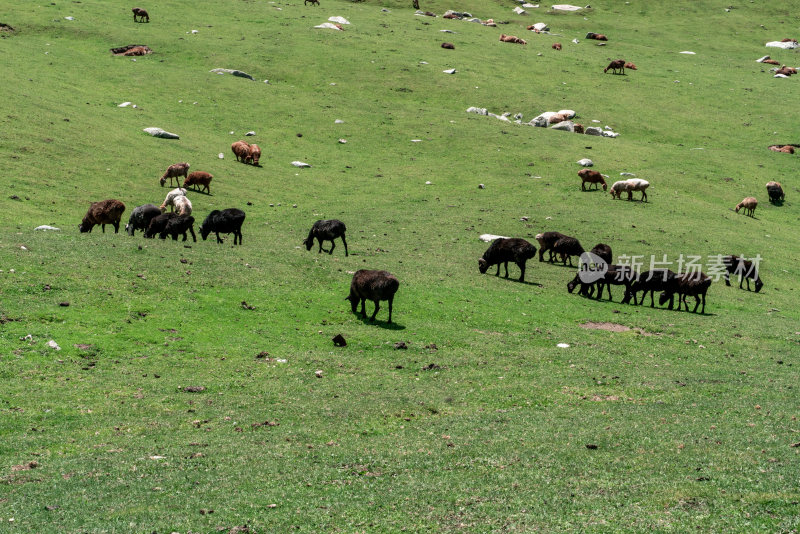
left=1, top=0, right=800, bottom=531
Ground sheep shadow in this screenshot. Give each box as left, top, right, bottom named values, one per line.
left=353, top=315, right=405, bottom=330
left=769, top=199, right=784, bottom=207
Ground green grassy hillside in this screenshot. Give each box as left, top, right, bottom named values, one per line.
left=1, top=0, right=799, bottom=531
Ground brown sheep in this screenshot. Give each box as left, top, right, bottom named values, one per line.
left=780, top=38, right=798, bottom=43
left=246, top=144, right=261, bottom=166
left=763, top=59, right=780, bottom=65
left=604, top=59, right=625, bottom=74
left=548, top=113, right=567, bottom=125
left=735, top=197, right=757, bottom=217
left=132, top=7, right=149, bottom=22
left=183, top=171, right=213, bottom=194
left=160, top=162, right=190, bottom=187
left=586, top=32, right=608, bottom=41
left=231, top=141, right=251, bottom=162
left=499, top=34, right=527, bottom=45
left=624, top=62, right=637, bottom=70
left=79, top=199, right=126, bottom=233
left=346, top=270, right=400, bottom=323
left=776, top=65, right=797, bottom=76
left=768, top=144, right=795, bottom=154
left=526, top=25, right=540, bottom=33
left=443, top=13, right=458, bottom=19
left=574, top=123, right=584, bottom=134
left=552, top=43, right=562, bottom=50
left=441, top=42, right=455, bottom=49
left=578, top=169, right=607, bottom=191
left=122, top=46, right=152, bottom=56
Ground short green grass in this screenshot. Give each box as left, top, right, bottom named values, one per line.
left=1, top=0, right=800, bottom=532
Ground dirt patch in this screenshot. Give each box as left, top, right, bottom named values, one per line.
left=0, top=23, right=15, bottom=33
left=580, top=321, right=631, bottom=332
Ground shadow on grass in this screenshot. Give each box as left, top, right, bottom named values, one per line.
left=352, top=313, right=405, bottom=330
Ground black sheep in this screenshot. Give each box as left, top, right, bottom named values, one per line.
left=659, top=272, right=712, bottom=314
left=346, top=269, right=399, bottom=323
left=199, top=208, right=246, bottom=245
left=159, top=215, right=196, bottom=242
left=594, top=264, right=636, bottom=301
left=478, top=238, right=537, bottom=282
left=552, top=236, right=585, bottom=266
left=722, top=255, right=763, bottom=292
left=622, top=269, right=677, bottom=307
left=304, top=219, right=348, bottom=256
left=144, top=212, right=177, bottom=239
left=567, top=272, right=596, bottom=298
left=535, top=231, right=567, bottom=262
left=766, top=181, right=784, bottom=203
left=589, top=243, right=613, bottom=265
left=125, top=204, right=161, bottom=236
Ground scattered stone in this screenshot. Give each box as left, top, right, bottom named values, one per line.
left=143, top=127, right=179, bottom=139
left=118, top=102, right=133, bottom=107
left=47, top=340, right=61, bottom=351
left=218, top=153, right=224, bottom=159
left=183, top=386, right=205, bottom=393
left=577, top=158, right=593, bottom=166
left=245, top=131, right=256, bottom=136
left=584, top=126, right=603, bottom=136
left=550, top=120, right=575, bottom=132
left=679, top=50, right=696, bottom=54
left=332, top=334, right=347, bottom=347
left=620, top=172, right=636, bottom=176
left=478, top=183, right=485, bottom=189
left=209, top=68, right=255, bottom=80
left=556, top=343, right=570, bottom=348
left=552, top=4, right=584, bottom=11
left=393, top=342, right=408, bottom=350
left=479, top=233, right=509, bottom=242
left=466, top=107, right=489, bottom=115
left=328, top=16, right=350, bottom=24
left=338, top=139, right=347, bottom=144
left=513, top=7, right=527, bottom=14
left=315, top=370, right=324, bottom=378
left=558, top=109, right=576, bottom=119
left=65, top=16, right=74, bottom=20
left=443, top=68, right=457, bottom=74
left=59, top=302, right=69, bottom=307
left=291, top=161, right=311, bottom=168
left=585, top=443, right=598, bottom=449
left=335, top=119, right=344, bottom=124
left=314, top=22, right=342, bottom=30
left=530, top=22, right=548, bottom=31
left=34, top=225, right=60, bottom=231
left=255, top=351, right=271, bottom=359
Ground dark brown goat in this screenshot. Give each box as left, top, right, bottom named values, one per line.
left=722, top=255, right=763, bottom=292
left=659, top=272, right=712, bottom=314
left=346, top=270, right=399, bottom=323
left=79, top=199, right=126, bottom=233
left=604, top=59, right=625, bottom=74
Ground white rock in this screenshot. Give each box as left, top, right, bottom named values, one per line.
left=328, top=16, right=350, bottom=24
left=572, top=38, right=579, bottom=43
left=315, top=22, right=342, bottom=30
left=64, top=16, right=74, bottom=20
left=291, top=161, right=311, bottom=168
left=440, top=29, right=455, bottom=33
left=577, top=158, right=593, bottom=167
left=425, top=181, right=432, bottom=185
left=245, top=131, right=256, bottom=136
left=411, top=139, right=422, bottom=142
left=513, top=6, right=527, bottom=14
left=756, top=55, right=771, bottom=63
left=766, top=41, right=798, bottom=49
left=479, top=234, right=509, bottom=242
left=209, top=68, right=255, bottom=80
left=335, top=119, right=344, bottom=123
left=118, top=102, right=132, bottom=107
left=143, top=127, right=180, bottom=139
left=34, top=225, right=60, bottom=231
left=774, top=73, right=789, bottom=78
left=557, top=109, right=576, bottom=119
left=522, top=3, right=539, bottom=8
left=552, top=4, right=583, bottom=11
left=218, top=153, right=224, bottom=159
left=556, top=343, right=570, bottom=348
left=20, top=246, right=28, bottom=251
left=620, top=172, right=636, bottom=176
left=531, top=22, right=548, bottom=31
left=602, top=131, right=619, bottom=138
left=443, top=68, right=457, bottom=74
left=47, top=340, right=61, bottom=351
left=419, top=61, right=428, bottom=64
left=338, top=139, right=347, bottom=143
left=679, top=51, right=696, bottom=54
left=550, top=120, right=575, bottom=132
left=191, top=30, right=198, bottom=34
left=466, top=107, right=489, bottom=115
left=584, top=126, right=603, bottom=136
left=264, top=79, right=270, bottom=84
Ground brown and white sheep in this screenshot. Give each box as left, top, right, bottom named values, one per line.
left=610, top=179, right=649, bottom=201
left=478, top=238, right=537, bottom=282
left=578, top=169, right=607, bottom=191
left=183, top=171, right=213, bottom=194
left=609, top=180, right=632, bottom=199
left=159, top=188, right=190, bottom=214
left=552, top=43, right=562, bottom=50
left=766, top=181, right=784, bottom=203
left=499, top=34, right=527, bottom=45
left=160, top=162, right=190, bottom=187
left=604, top=59, right=626, bottom=74
left=346, top=270, right=400, bottom=323
left=132, top=7, right=149, bottom=22
left=79, top=199, right=126, bottom=234
left=245, top=144, right=261, bottom=166
left=231, top=141, right=250, bottom=162
left=735, top=197, right=757, bottom=217
left=535, top=231, right=567, bottom=262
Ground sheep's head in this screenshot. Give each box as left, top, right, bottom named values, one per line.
left=478, top=258, right=489, bottom=274
left=658, top=292, right=672, bottom=307
left=567, top=275, right=580, bottom=293
left=602, top=183, right=608, bottom=191
left=345, top=293, right=358, bottom=313
left=734, top=204, right=741, bottom=212
left=303, top=237, right=313, bottom=251
left=78, top=220, right=92, bottom=233
left=159, top=176, right=166, bottom=187
left=755, top=277, right=764, bottom=293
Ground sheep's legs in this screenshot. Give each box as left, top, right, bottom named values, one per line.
left=359, top=298, right=367, bottom=318
left=341, top=236, right=348, bottom=257
left=328, top=240, right=335, bottom=255
left=387, top=296, right=393, bottom=323
left=370, top=300, right=380, bottom=321
left=189, top=227, right=197, bottom=242
left=517, top=262, right=525, bottom=282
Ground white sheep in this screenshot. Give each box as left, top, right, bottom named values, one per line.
left=609, top=180, right=632, bottom=200
left=171, top=195, right=192, bottom=216
left=159, top=187, right=187, bottom=213
left=610, top=179, right=649, bottom=201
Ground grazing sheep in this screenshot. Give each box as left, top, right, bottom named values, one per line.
left=144, top=212, right=176, bottom=238
left=579, top=169, right=607, bottom=191
left=766, top=181, right=784, bottom=202
left=125, top=203, right=161, bottom=236
left=183, top=171, right=213, bottom=194
left=735, top=197, right=757, bottom=217
left=160, top=162, right=190, bottom=187
left=659, top=272, right=712, bottom=314
left=231, top=141, right=250, bottom=162
left=304, top=0, right=319, bottom=5
left=159, top=187, right=187, bottom=213
left=626, top=178, right=650, bottom=201
left=535, top=231, right=567, bottom=262
left=567, top=272, right=597, bottom=298
left=624, top=62, right=637, bottom=70
left=722, top=255, right=763, bottom=292
left=604, top=59, right=625, bottom=74
left=499, top=34, right=527, bottom=45
left=441, top=42, right=455, bottom=49
left=594, top=264, right=637, bottom=301
left=346, top=269, right=400, bottom=323
left=609, top=180, right=631, bottom=199
left=160, top=215, right=196, bottom=242
left=552, top=236, right=585, bottom=267
left=574, top=123, right=584, bottom=134
left=122, top=45, right=152, bottom=56
left=776, top=65, right=798, bottom=76
left=478, top=238, right=537, bottom=282
left=623, top=269, right=677, bottom=307
left=200, top=208, right=246, bottom=245
left=245, top=144, right=261, bottom=166
left=160, top=190, right=192, bottom=217
left=552, top=43, right=562, bottom=50
left=589, top=243, right=613, bottom=265
left=132, top=7, right=149, bottom=22
left=79, top=199, right=126, bottom=234
left=586, top=32, right=608, bottom=41
left=304, top=219, right=348, bottom=256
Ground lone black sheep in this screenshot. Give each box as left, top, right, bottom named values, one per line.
left=199, top=208, right=246, bottom=245
left=478, top=238, right=537, bottom=282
